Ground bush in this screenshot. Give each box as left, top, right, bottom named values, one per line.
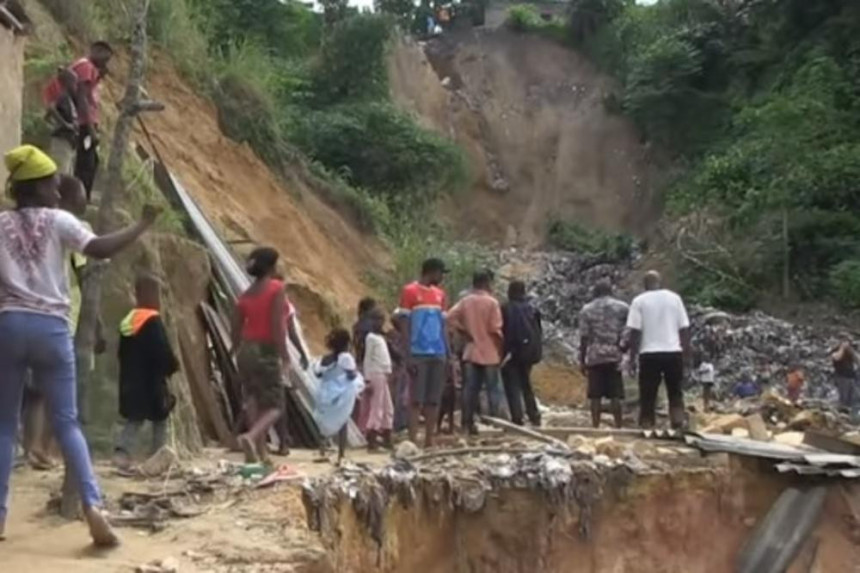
left=372, top=226, right=490, bottom=308
left=506, top=5, right=542, bottom=32
left=148, top=0, right=210, bottom=83
left=311, top=13, right=394, bottom=106
left=548, top=220, right=634, bottom=259
left=830, top=260, right=860, bottom=308
left=290, top=102, right=467, bottom=204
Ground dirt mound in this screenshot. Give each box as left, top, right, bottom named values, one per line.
left=101, top=54, right=386, bottom=344
left=389, top=31, right=663, bottom=246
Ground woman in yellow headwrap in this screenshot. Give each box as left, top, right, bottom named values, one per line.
left=0, top=145, right=161, bottom=548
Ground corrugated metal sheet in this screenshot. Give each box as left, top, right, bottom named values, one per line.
left=687, top=432, right=860, bottom=479
left=157, top=165, right=364, bottom=448
left=685, top=433, right=816, bottom=461
left=736, top=486, right=828, bottom=573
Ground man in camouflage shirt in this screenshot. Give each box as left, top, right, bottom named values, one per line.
left=579, top=280, right=630, bottom=428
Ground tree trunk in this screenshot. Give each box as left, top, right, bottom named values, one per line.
left=61, top=0, right=151, bottom=519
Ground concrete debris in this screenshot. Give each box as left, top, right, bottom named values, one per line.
left=746, top=414, right=770, bottom=441
left=773, top=432, right=806, bottom=446
left=703, top=414, right=747, bottom=434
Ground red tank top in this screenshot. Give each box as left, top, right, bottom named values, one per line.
left=238, top=279, right=284, bottom=343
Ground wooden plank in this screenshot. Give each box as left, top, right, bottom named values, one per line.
left=803, top=429, right=860, bottom=455
left=480, top=416, right=568, bottom=449
left=529, top=426, right=647, bottom=439
left=194, top=304, right=238, bottom=449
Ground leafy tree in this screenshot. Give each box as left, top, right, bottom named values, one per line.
left=311, top=13, right=394, bottom=105
left=375, top=0, right=416, bottom=29
left=568, top=0, right=629, bottom=44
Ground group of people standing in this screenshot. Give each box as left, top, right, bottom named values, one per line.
left=579, top=271, right=692, bottom=429
left=343, top=259, right=545, bottom=448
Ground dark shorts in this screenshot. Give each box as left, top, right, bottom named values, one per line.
left=237, top=342, right=284, bottom=410
left=587, top=363, right=624, bottom=400
left=412, top=356, right=446, bottom=407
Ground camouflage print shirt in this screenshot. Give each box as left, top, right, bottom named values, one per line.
left=579, top=296, right=630, bottom=367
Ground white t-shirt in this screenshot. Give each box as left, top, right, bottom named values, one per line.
left=626, top=289, right=690, bottom=354
left=0, top=208, right=95, bottom=322
left=337, top=352, right=357, bottom=372
left=363, top=332, right=392, bottom=376
left=696, top=362, right=715, bottom=384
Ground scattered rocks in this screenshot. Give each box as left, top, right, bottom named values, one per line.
left=394, top=441, right=420, bottom=460
left=136, top=557, right=179, bottom=573
left=773, top=432, right=806, bottom=446
left=745, top=414, right=770, bottom=441
left=703, top=414, right=747, bottom=434
left=731, top=427, right=750, bottom=438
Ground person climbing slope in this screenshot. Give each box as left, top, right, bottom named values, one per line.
left=42, top=67, right=79, bottom=175
left=113, top=273, right=179, bottom=468
left=0, top=144, right=160, bottom=546
left=232, top=247, right=291, bottom=464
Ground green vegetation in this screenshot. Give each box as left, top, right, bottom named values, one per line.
left=36, top=0, right=467, bottom=233
left=506, top=4, right=569, bottom=43
left=560, top=0, right=860, bottom=309
left=548, top=220, right=634, bottom=260
left=371, top=223, right=491, bottom=308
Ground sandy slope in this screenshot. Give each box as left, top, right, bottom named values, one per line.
left=390, top=30, right=664, bottom=246
left=100, top=54, right=386, bottom=346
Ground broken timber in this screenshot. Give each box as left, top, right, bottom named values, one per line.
left=480, top=416, right=569, bottom=449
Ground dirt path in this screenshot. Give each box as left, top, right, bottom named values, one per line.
left=2, top=449, right=389, bottom=573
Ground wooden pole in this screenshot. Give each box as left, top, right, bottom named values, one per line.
left=479, top=416, right=569, bottom=450
left=62, top=0, right=152, bottom=519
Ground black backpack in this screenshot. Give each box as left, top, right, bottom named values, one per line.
left=506, top=302, right=543, bottom=365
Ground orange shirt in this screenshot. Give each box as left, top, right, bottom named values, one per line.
left=786, top=369, right=805, bottom=401
left=448, top=290, right=503, bottom=366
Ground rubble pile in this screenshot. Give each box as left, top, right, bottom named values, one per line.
left=497, top=249, right=851, bottom=402
left=690, top=308, right=842, bottom=399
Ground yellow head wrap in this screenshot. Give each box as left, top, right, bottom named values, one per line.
left=4, top=145, right=58, bottom=183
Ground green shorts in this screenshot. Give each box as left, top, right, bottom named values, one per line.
left=237, top=342, right=284, bottom=410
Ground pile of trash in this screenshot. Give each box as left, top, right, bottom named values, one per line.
left=497, top=249, right=850, bottom=402
left=302, top=447, right=633, bottom=546
left=689, top=308, right=843, bottom=400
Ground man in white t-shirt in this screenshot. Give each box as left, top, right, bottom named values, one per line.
left=625, top=271, right=691, bottom=429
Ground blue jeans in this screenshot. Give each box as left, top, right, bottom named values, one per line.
left=0, top=312, right=102, bottom=522
left=462, top=362, right=503, bottom=430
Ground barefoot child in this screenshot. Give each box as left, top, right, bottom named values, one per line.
left=313, top=328, right=363, bottom=464
left=363, top=308, right=394, bottom=451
